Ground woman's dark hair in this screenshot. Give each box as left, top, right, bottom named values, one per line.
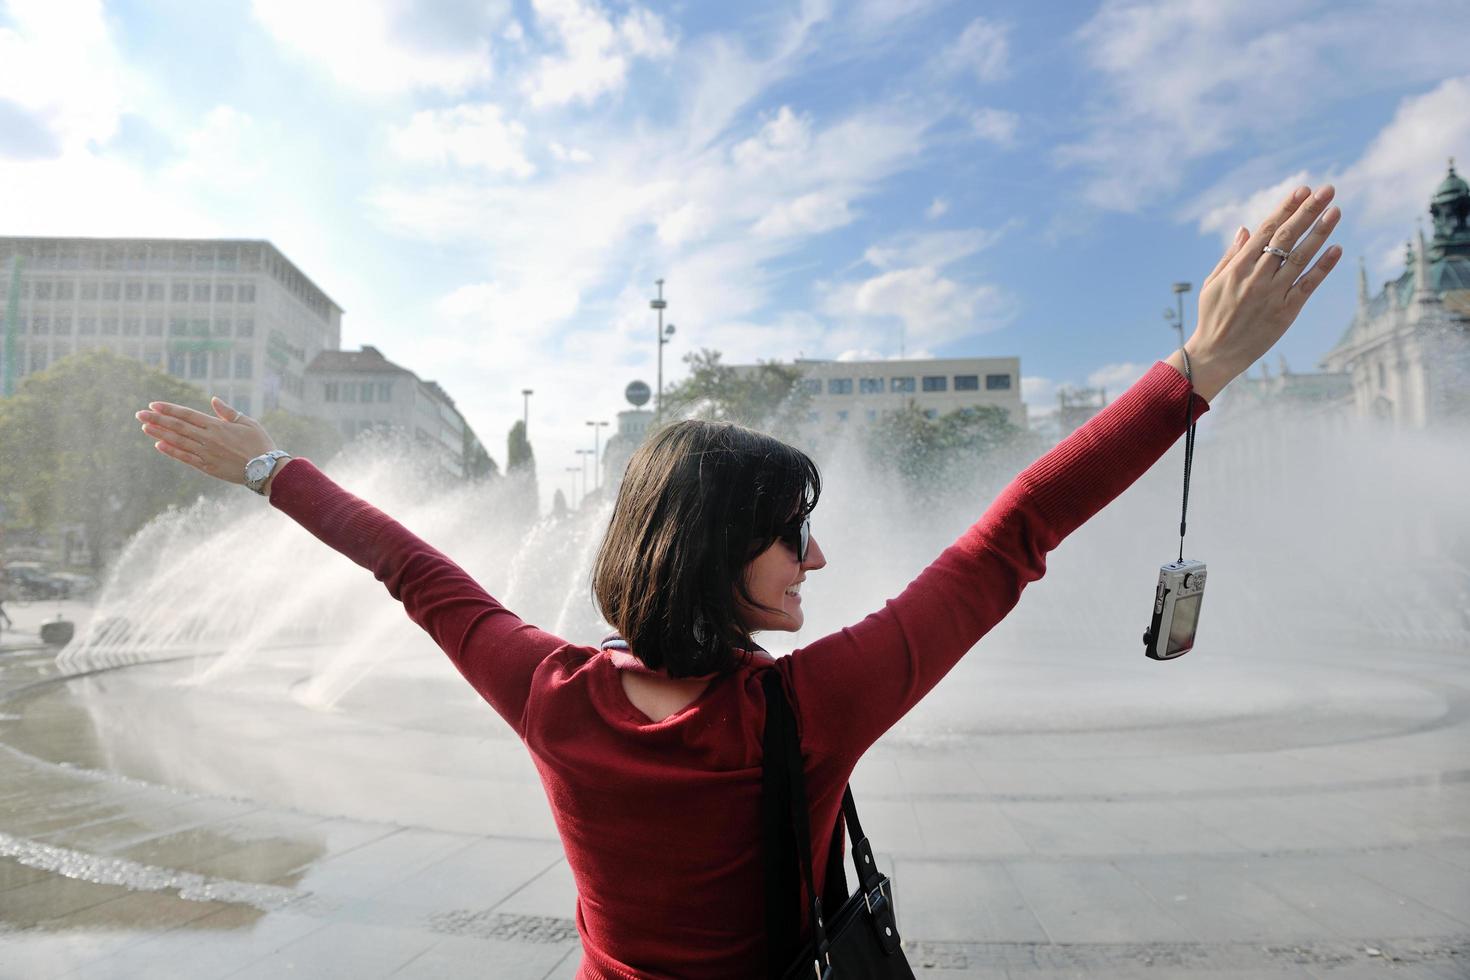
left=591, top=419, right=820, bottom=678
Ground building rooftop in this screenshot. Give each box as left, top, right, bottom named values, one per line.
left=305, top=345, right=414, bottom=376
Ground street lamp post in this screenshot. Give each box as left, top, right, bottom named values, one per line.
left=1163, top=282, right=1192, bottom=351
left=586, top=420, right=609, bottom=491
left=576, top=449, right=594, bottom=502
left=651, top=280, right=676, bottom=416
left=521, top=388, right=534, bottom=434
left=565, top=466, right=581, bottom=509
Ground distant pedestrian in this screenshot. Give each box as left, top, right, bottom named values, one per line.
left=136, top=183, right=1342, bottom=979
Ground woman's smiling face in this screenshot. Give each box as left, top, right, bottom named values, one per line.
left=737, top=525, right=827, bottom=634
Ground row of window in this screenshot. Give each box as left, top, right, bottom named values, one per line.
left=18, top=315, right=256, bottom=338
left=11, top=280, right=257, bottom=303
left=802, top=373, right=1011, bottom=396
left=323, top=381, right=394, bottom=403
left=13, top=345, right=254, bottom=380
left=5, top=241, right=265, bottom=273
left=808, top=405, right=998, bottom=424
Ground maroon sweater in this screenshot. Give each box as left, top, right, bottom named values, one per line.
left=270, top=360, right=1208, bottom=979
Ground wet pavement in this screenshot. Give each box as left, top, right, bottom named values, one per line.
left=0, top=599, right=1467, bottom=978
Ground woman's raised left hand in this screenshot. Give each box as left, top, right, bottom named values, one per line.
left=136, top=397, right=277, bottom=486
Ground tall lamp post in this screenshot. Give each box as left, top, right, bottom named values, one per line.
left=1163, top=282, right=1191, bottom=351
left=576, top=449, right=594, bottom=502
left=651, top=279, right=676, bottom=416
left=586, top=420, right=609, bottom=491
left=565, top=466, right=581, bottom=509
left=521, top=388, right=534, bottom=434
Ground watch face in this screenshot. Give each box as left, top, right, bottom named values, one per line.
left=246, top=458, right=269, bottom=483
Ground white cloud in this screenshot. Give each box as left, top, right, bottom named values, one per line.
left=1060, top=0, right=1470, bottom=212
left=251, top=0, right=493, bottom=95
left=523, top=0, right=675, bottom=108
left=925, top=197, right=949, bottom=219
left=752, top=190, right=854, bottom=238
left=1087, top=361, right=1151, bottom=397
left=822, top=266, right=1012, bottom=351
left=938, top=17, right=1010, bottom=83
left=549, top=141, right=594, bottom=164
left=732, top=106, right=813, bottom=172
left=389, top=104, right=534, bottom=177
left=863, top=226, right=1009, bottom=271
left=1194, top=170, right=1311, bottom=249
left=0, top=0, right=125, bottom=154
left=970, top=107, right=1018, bottom=147
left=167, top=106, right=274, bottom=189
left=656, top=201, right=713, bottom=247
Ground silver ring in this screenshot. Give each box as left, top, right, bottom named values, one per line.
left=232, top=412, right=245, bottom=423
left=1262, top=245, right=1290, bottom=259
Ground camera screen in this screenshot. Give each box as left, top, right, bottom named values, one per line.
left=1167, top=592, right=1202, bottom=655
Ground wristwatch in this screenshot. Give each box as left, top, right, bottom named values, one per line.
left=244, top=450, right=293, bottom=495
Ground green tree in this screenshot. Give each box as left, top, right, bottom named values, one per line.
left=0, top=350, right=216, bottom=571
left=260, top=408, right=345, bottom=466
left=463, top=430, right=498, bottom=481
left=864, top=402, right=1045, bottom=505
left=659, top=348, right=811, bottom=435
left=551, top=488, right=569, bottom=520
left=505, top=419, right=539, bottom=524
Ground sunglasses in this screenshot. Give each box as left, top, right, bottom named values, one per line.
left=778, top=517, right=811, bottom=563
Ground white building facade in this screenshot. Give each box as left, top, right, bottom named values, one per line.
left=740, top=355, right=1026, bottom=428
left=304, top=346, right=487, bottom=478
left=0, top=237, right=342, bottom=416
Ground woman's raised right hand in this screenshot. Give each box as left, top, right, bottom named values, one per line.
left=1187, top=183, right=1342, bottom=389
left=136, top=396, right=278, bottom=486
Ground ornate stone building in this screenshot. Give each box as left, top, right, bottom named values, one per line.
left=1318, top=161, right=1470, bottom=429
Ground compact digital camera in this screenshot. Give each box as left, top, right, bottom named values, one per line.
left=1142, top=559, right=1206, bottom=660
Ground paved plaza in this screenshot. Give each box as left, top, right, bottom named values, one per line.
left=0, top=599, right=1466, bottom=979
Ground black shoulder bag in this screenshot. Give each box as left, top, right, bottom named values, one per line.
left=760, top=669, right=916, bottom=980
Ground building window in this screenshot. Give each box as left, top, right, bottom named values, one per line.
left=214, top=318, right=231, bottom=336
left=191, top=318, right=209, bottom=337
left=78, top=316, right=96, bottom=335
left=234, top=395, right=250, bottom=414
left=954, top=374, right=979, bottom=391
left=866, top=409, right=877, bottom=422
left=168, top=318, right=186, bottom=336
left=859, top=377, right=883, bottom=394
left=807, top=411, right=820, bottom=423
left=122, top=317, right=140, bottom=336
left=985, top=373, right=1011, bottom=390
left=147, top=282, right=165, bottom=301
left=192, top=283, right=211, bottom=302
left=143, top=351, right=162, bottom=367
left=342, top=381, right=357, bottom=402
left=324, top=382, right=338, bottom=402
left=101, top=316, right=119, bottom=335
left=188, top=352, right=207, bottom=378
left=799, top=378, right=821, bottom=395
left=102, top=281, right=121, bottom=300
left=125, top=282, right=143, bottom=302
left=922, top=375, right=947, bottom=392
left=212, top=350, right=231, bottom=376
left=56, top=281, right=75, bottom=300
left=168, top=352, right=186, bottom=375
left=216, top=284, right=234, bottom=302
left=32, top=315, right=50, bottom=335
left=238, top=284, right=256, bottom=303
left=836, top=410, right=849, bottom=422
left=377, top=382, right=392, bottom=401
left=54, top=316, right=72, bottom=335
left=360, top=382, right=375, bottom=403
left=236, top=318, right=254, bottom=337
left=146, top=317, right=163, bottom=336
left=172, top=282, right=189, bottom=302
left=1377, top=362, right=1386, bottom=388
left=234, top=353, right=253, bottom=379
left=827, top=378, right=853, bottom=395
left=35, top=281, right=54, bottom=299
left=890, top=376, right=915, bottom=393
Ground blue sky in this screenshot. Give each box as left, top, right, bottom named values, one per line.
left=2, top=0, right=1468, bottom=496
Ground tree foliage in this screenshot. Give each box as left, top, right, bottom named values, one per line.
left=659, top=348, right=811, bottom=436
left=864, top=402, right=1046, bottom=503
left=0, top=350, right=217, bottom=570
left=260, top=408, right=345, bottom=467
left=507, top=419, right=535, bottom=473
left=505, top=419, right=539, bottom=524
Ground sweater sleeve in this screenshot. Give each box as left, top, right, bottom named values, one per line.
left=783, top=360, right=1211, bottom=763
left=268, top=460, right=565, bottom=738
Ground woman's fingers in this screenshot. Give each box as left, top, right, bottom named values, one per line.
left=1205, top=226, right=1250, bottom=286
left=1239, top=185, right=1310, bottom=269
left=137, top=410, right=202, bottom=444
left=147, top=401, right=217, bottom=430
left=1276, top=206, right=1340, bottom=285
left=141, top=422, right=203, bottom=453
left=1257, top=185, right=1335, bottom=277
left=1284, top=244, right=1344, bottom=319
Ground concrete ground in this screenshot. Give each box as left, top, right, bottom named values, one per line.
left=0, top=598, right=1466, bottom=979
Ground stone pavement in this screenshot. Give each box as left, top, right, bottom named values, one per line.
left=0, top=599, right=1466, bottom=979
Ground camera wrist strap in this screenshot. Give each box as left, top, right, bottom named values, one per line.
left=1178, top=347, right=1196, bottom=563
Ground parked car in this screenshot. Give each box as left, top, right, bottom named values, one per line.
left=49, top=572, right=98, bottom=599
left=1, top=564, right=71, bottom=600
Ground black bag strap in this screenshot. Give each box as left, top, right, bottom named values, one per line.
left=763, top=670, right=881, bottom=977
